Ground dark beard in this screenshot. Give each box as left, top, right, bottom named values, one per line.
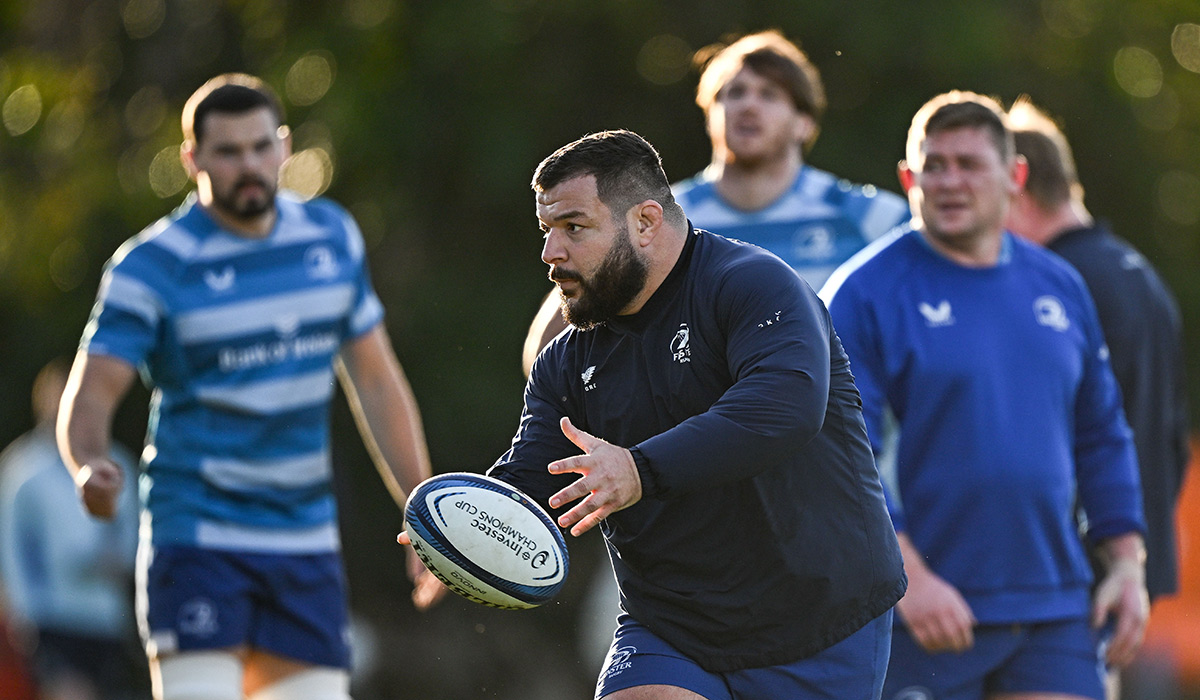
left=212, top=175, right=276, bottom=221
left=557, top=226, right=648, bottom=330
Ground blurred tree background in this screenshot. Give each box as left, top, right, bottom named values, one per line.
left=1, top=0, right=1198, bottom=698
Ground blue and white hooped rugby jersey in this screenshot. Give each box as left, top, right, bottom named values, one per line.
left=671, top=165, right=910, bottom=291
left=83, top=192, right=384, bottom=554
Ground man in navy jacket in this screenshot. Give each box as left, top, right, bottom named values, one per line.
left=482, top=130, right=904, bottom=699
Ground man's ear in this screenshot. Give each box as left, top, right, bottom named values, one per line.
left=631, top=199, right=665, bottom=246
left=897, top=160, right=915, bottom=193
left=1010, top=154, right=1028, bottom=193
left=794, top=113, right=817, bottom=146
left=180, top=141, right=199, bottom=181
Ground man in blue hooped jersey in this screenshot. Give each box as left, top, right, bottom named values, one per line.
left=437, top=129, right=907, bottom=699
left=521, top=30, right=909, bottom=374
left=58, top=74, right=444, bottom=700
left=821, top=91, right=1149, bottom=700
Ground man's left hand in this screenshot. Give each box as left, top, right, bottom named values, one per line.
left=547, top=417, right=642, bottom=537
left=1092, top=536, right=1150, bottom=668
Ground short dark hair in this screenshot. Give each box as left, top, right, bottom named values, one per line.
left=181, top=73, right=285, bottom=145
left=531, top=130, right=686, bottom=225
left=906, top=90, right=1013, bottom=169
left=694, top=30, right=826, bottom=147
left=1007, top=96, right=1081, bottom=209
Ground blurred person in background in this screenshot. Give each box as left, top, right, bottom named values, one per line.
left=822, top=91, right=1148, bottom=700
left=523, top=29, right=910, bottom=373
left=1005, top=96, right=1191, bottom=699
left=57, top=73, right=443, bottom=700
left=0, top=358, right=145, bottom=700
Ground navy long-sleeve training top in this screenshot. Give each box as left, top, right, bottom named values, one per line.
left=489, top=226, right=905, bottom=673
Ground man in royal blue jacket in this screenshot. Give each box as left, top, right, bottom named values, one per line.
left=822, top=91, right=1148, bottom=700
left=453, top=130, right=904, bottom=699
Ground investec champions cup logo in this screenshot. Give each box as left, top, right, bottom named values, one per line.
left=670, top=323, right=691, bottom=363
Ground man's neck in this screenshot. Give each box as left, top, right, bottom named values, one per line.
left=706, top=151, right=802, bottom=212
left=201, top=201, right=276, bottom=239
left=1038, top=201, right=1094, bottom=246
left=919, top=227, right=1005, bottom=268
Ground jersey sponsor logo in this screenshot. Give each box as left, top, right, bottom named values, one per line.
left=203, top=266, right=236, bottom=292
left=218, top=331, right=340, bottom=372
left=892, top=688, right=933, bottom=700
left=305, top=245, right=340, bottom=280
left=603, top=645, right=637, bottom=678
left=670, top=323, right=691, bottom=363
left=1034, top=295, right=1069, bottom=331
left=791, top=225, right=835, bottom=261
left=918, top=300, right=954, bottom=327
left=178, top=597, right=219, bottom=637
left=582, top=366, right=597, bottom=392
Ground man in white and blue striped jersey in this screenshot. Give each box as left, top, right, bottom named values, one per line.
left=58, top=73, right=442, bottom=700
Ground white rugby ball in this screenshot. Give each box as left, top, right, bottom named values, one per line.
left=404, top=472, right=569, bottom=610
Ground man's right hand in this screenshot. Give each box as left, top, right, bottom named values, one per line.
left=74, top=458, right=124, bottom=519
left=895, top=532, right=977, bottom=653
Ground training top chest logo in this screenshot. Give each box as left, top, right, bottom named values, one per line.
left=305, top=245, right=340, bottom=280
left=204, top=266, right=236, bottom=292
left=1034, top=295, right=1070, bottom=331
left=670, top=323, right=691, bottom=363
left=918, top=300, right=954, bottom=327
left=582, top=366, right=597, bottom=392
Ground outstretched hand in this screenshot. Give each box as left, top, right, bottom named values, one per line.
left=546, top=417, right=642, bottom=537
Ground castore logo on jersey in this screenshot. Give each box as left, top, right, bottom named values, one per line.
left=918, top=300, right=954, bottom=327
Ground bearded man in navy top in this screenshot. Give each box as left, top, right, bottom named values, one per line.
left=404, top=129, right=905, bottom=700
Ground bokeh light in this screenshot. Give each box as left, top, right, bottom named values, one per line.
left=125, top=85, right=167, bottom=139
left=49, top=238, right=87, bottom=293
left=1172, top=23, right=1200, bottom=73
left=121, top=0, right=165, bottom=40
left=43, top=99, right=86, bottom=151
left=1114, top=46, right=1163, bottom=98
left=1040, top=0, right=1099, bottom=39
left=1156, top=170, right=1200, bottom=225
left=3, top=84, right=43, bottom=136
left=286, top=52, right=336, bottom=107
left=636, top=35, right=693, bottom=86
left=149, top=145, right=189, bottom=198
left=280, top=148, right=333, bottom=200
left=345, top=0, right=395, bottom=29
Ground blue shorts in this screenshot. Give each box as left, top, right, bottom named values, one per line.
left=595, top=609, right=893, bottom=700
left=882, top=618, right=1107, bottom=700
left=139, top=545, right=350, bottom=668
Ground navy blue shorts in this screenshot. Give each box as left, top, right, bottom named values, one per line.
left=882, top=617, right=1107, bottom=700
left=139, top=545, right=350, bottom=668
left=595, top=609, right=893, bottom=700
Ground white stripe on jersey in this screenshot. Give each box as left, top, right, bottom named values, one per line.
left=196, top=368, right=336, bottom=414
left=201, top=450, right=332, bottom=491
left=195, top=521, right=341, bottom=552
left=101, top=272, right=164, bottom=326
left=175, top=284, right=355, bottom=344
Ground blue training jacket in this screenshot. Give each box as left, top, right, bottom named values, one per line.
left=821, top=228, right=1145, bottom=624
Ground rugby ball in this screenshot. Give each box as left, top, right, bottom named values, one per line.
left=404, top=472, right=569, bottom=610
